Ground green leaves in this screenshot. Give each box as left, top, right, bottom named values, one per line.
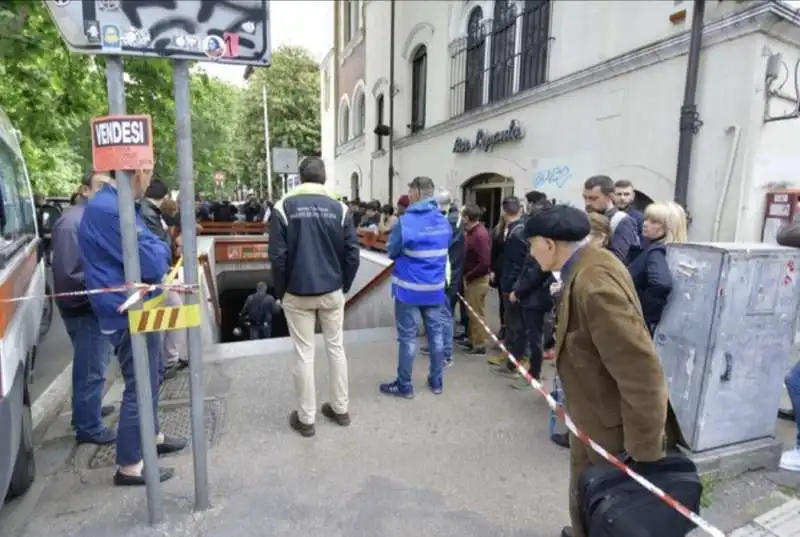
left=0, top=3, right=319, bottom=201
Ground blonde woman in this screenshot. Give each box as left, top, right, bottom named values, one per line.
left=588, top=212, right=611, bottom=248
left=626, top=201, right=687, bottom=335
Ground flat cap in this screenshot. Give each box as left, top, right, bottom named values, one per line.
left=523, top=205, right=591, bottom=242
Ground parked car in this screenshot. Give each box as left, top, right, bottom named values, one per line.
left=0, top=108, right=46, bottom=503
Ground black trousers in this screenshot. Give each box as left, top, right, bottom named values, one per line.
left=502, top=297, right=546, bottom=379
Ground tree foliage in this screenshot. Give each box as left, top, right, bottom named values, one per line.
left=236, top=46, right=321, bottom=197
left=0, top=2, right=319, bottom=201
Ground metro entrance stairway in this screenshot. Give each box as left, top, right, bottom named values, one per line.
left=191, top=223, right=396, bottom=358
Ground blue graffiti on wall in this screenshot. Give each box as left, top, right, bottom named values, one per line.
left=532, top=165, right=572, bottom=190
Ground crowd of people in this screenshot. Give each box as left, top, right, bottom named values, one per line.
left=50, top=170, right=188, bottom=486
left=270, top=163, right=695, bottom=537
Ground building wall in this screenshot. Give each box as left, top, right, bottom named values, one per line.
left=328, top=1, right=800, bottom=243
left=319, top=50, right=338, bottom=193
left=740, top=29, right=800, bottom=243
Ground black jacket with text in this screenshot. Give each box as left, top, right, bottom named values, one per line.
left=269, top=183, right=360, bottom=299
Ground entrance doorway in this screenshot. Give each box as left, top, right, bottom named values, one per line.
left=461, top=173, right=515, bottom=229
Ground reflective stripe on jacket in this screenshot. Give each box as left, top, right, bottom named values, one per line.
left=391, top=199, right=451, bottom=306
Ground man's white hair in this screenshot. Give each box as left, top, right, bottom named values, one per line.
left=434, top=189, right=453, bottom=210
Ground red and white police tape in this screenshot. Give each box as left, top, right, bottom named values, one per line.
left=455, top=293, right=726, bottom=537
left=0, top=282, right=197, bottom=305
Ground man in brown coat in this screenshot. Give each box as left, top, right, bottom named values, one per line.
left=524, top=205, right=680, bottom=537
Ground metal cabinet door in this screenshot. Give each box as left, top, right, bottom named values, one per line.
left=655, top=245, right=724, bottom=450
left=694, top=252, right=800, bottom=451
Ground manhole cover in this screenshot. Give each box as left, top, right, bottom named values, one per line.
left=160, top=371, right=191, bottom=401
left=89, top=399, right=223, bottom=469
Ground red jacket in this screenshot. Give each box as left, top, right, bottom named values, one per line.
left=463, top=222, right=492, bottom=282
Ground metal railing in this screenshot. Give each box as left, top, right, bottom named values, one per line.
left=449, top=0, right=551, bottom=118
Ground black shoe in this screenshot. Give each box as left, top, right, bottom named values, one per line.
left=290, top=411, right=315, bottom=437
left=157, top=435, right=188, bottom=455
left=560, top=526, right=574, bottom=537
left=70, top=405, right=116, bottom=429
left=456, top=340, right=473, bottom=350
left=76, top=427, right=117, bottom=445
left=454, top=333, right=468, bottom=342
left=321, top=403, right=351, bottom=427
left=162, top=367, right=179, bottom=381
left=551, top=433, right=570, bottom=449
left=466, top=346, right=486, bottom=355
left=113, top=467, right=175, bottom=486
left=779, top=408, right=796, bottom=421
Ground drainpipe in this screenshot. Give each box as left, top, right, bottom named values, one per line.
left=388, top=0, right=396, bottom=203
left=673, top=0, right=706, bottom=209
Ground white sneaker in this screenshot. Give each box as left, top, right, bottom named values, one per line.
left=779, top=448, right=800, bottom=471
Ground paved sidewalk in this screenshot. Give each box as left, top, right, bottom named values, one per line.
left=3, top=338, right=572, bottom=537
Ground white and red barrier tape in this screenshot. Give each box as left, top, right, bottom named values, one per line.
left=0, top=282, right=197, bottom=305
left=456, top=293, right=726, bottom=537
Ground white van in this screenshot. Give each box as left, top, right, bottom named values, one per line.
left=0, top=108, right=46, bottom=501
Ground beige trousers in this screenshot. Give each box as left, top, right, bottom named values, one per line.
left=282, top=290, right=349, bottom=425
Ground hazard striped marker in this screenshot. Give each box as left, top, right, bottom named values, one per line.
left=128, top=304, right=201, bottom=334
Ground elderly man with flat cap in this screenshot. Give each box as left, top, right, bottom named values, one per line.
left=524, top=205, right=683, bottom=537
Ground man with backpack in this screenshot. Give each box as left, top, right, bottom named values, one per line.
left=239, top=281, right=280, bottom=340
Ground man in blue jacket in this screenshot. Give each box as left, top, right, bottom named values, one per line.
left=269, top=157, right=360, bottom=437
left=380, top=176, right=452, bottom=398
left=78, top=169, right=186, bottom=486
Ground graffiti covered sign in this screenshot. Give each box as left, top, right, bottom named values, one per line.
left=45, top=0, right=271, bottom=66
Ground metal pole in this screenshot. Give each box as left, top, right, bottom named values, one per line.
left=172, top=59, right=211, bottom=511
left=105, top=56, right=163, bottom=524
left=262, top=84, right=273, bottom=201
left=387, top=0, right=396, bottom=203
left=674, top=0, right=706, bottom=208
left=282, top=173, right=287, bottom=196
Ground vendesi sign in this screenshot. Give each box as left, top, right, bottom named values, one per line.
left=91, top=114, right=153, bottom=172
left=452, top=120, right=525, bottom=154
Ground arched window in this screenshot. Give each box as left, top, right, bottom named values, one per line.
left=489, top=0, right=517, bottom=103
left=375, top=94, right=385, bottom=150
left=519, top=0, right=551, bottom=91
left=339, top=101, right=350, bottom=143
left=411, top=45, right=427, bottom=133
left=464, top=7, right=485, bottom=112
left=342, top=1, right=353, bottom=45
left=353, top=92, right=366, bottom=136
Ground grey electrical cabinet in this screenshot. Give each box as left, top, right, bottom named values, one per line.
left=655, top=243, right=800, bottom=453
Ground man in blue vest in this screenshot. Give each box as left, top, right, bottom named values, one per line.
left=380, top=176, right=452, bottom=398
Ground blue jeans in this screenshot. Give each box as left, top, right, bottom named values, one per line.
left=109, top=329, right=163, bottom=466
left=395, top=300, right=445, bottom=388
left=62, top=312, right=112, bottom=440
left=249, top=324, right=271, bottom=340
left=441, top=294, right=455, bottom=360
left=786, top=361, right=800, bottom=447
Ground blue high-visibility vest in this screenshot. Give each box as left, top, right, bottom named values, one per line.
left=392, top=206, right=452, bottom=306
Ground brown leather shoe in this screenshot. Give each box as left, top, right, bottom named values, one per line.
left=321, top=403, right=351, bottom=427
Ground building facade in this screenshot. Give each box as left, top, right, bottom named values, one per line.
left=321, top=0, right=800, bottom=242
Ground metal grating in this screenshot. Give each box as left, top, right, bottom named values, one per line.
left=160, top=371, right=191, bottom=401
left=89, top=399, right=223, bottom=468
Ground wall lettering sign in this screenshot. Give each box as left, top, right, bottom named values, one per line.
left=452, top=120, right=525, bottom=154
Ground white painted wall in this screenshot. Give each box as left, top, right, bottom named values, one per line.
left=328, top=1, right=800, bottom=238
left=319, top=51, right=338, bottom=193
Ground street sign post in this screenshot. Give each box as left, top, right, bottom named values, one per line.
left=44, top=0, right=271, bottom=66
left=48, top=0, right=272, bottom=524
left=271, top=147, right=299, bottom=176
left=104, top=57, right=164, bottom=523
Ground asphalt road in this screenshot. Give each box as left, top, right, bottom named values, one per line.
left=30, top=309, right=71, bottom=404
